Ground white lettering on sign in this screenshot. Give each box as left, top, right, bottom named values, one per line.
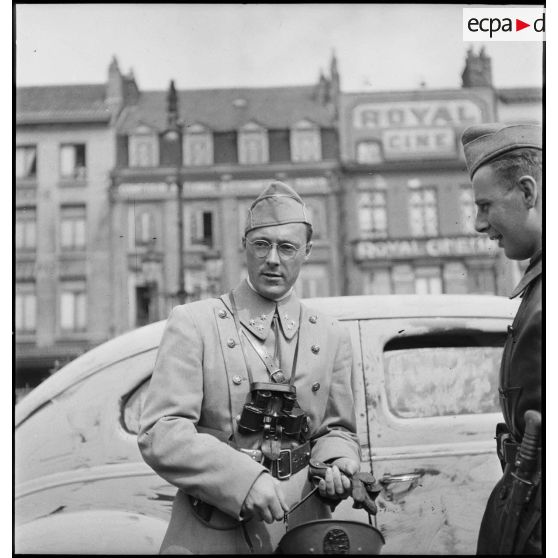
left=353, top=100, right=483, bottom=129
left=118, top=183, right=175, bottom=197
left=355, top=236, right=498, bottom=261
left=293, top=177, right=328, bottom=189
left=382, top=128, right=456, bottom=159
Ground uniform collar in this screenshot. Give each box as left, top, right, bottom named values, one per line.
left=229, top=280, right=301, bottom=341
left=509, top=250, right=542, bottom=299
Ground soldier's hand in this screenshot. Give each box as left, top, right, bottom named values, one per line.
left=317, top=458, right=359, bottom=501
left=241, top=472, right=289, bottom=524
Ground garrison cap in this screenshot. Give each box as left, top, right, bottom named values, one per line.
left=461, top=123, right=542, bottom=178
left=244, top=181, right=312, bottom=234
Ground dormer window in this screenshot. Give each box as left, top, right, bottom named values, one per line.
left=183, top=123, right=213, bottom=166
left=238, top=122, right=269, bottom=165
left=290, top=119, right=321, bottom=162
left=128, top=125, right=159, bottom=168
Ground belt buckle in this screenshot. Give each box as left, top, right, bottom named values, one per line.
left=277, top=449, right=292, bottom=480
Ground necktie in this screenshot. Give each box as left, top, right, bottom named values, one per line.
left=270, top=307, right=287, bottom=383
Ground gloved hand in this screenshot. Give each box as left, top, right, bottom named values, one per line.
left=309, top=459, right=380, bottom=514
left=311, top=458, right=359, bottom=501
left=350, top=471, right=381, bottom=515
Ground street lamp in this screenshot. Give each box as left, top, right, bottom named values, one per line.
left=164, top=79, right=187, bottom=305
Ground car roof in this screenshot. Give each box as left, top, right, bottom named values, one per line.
left=16, top=294, right=518, bottom=426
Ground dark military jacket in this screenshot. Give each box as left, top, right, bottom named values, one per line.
left=477, top=251, right=542, bottom=555
left=500, top=250, right=542, bottom=440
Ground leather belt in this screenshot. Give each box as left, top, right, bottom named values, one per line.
left=239, top=441, right=311, bottom=480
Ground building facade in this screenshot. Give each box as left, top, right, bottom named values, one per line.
left=105, top=55, right=343, bottom=335
left=337, top=48, right=542, bottom=297
left=15, top=49, right=542, bottom=392
left=15, top=76, right=125, bottom=392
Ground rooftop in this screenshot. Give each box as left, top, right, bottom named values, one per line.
left=16, top=84, right=112, bottom=124
left=117, top=85, right=335, bottom=133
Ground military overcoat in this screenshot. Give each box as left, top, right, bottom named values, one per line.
left=138, top=280, right=361, bottom=554
left=477, top=252, right=542, bottom=554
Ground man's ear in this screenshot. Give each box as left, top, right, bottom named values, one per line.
left=241, top=236, right=247, bottom=249
left=517, top=175, right=538, bottom=208
left=304, top=242, right=313, bottom=259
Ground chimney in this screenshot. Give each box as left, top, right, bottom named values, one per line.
left=124, top=68, right=140, bottom=105
left=461, top=46, right=493, bottom=88
left=166, top=79, right=179, bottom=130
left=106, top=56, right=124, bottom=112
left=329, top=50, right=341, bottom=120
left=314, top=70, right=329, bottom=104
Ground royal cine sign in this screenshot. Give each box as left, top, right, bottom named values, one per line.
left=352, top=99, right=484, bottom=160
left=354, top=236, right=498, bottom=262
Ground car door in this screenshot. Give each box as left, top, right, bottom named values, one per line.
left=355, top=315, right=509, bottom=555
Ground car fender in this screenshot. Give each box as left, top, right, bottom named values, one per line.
left=15, top=509, right=167, bottom=554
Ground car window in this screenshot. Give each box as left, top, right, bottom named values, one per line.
left=383, top=330, right=503, bottom=419
left=384, top=346, right=502, bottom=418
left=122, top=379, right=150, bottom=434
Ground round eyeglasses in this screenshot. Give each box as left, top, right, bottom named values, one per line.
left=246, top=239, right=306, bottom=260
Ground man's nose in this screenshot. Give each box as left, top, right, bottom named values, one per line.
left=474, top=211, right=488, bottom=233
left=265, top=244, right=280, bottom=265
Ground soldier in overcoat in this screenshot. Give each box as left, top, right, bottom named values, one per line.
left=461, top=123, right=542, bottom=555
left=138, top=181, right=361, bottom=554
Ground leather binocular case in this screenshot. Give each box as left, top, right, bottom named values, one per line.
left=238, top=382, right=309, bottom=440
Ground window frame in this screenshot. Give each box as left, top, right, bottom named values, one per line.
left=16, top=145, right=38, bottom=179
left=60, top=143, right=87, bottom=179
left=183, top=125, right=214, bottom=166
left=15, top=207, right=37, bottom=251
left=187, top=206, right=216, bottom=248
left=15, top=283, right=37, bottom=333
left=356, top=140, right=383, bottom=164
left=290, top=121, right=322, bottom=163
left=358, top=190, right=388, bottom=239
left=238, top=123, right=269, bottom=165
left=59, top=279, right=87, bottom=333
left=128, top=129, right=160, bottom=168
left=60, top=205, right=87, bottom=251
left=408, top=186, right=439, bottom=237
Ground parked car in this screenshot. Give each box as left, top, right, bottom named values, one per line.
left=15, top=294, right=519, bottom=554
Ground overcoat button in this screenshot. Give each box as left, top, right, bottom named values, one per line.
left=218, top=309, right=227, bottom=319
left=227, top=338, right=236, bottom=348
left=312, top=382, right=320, bottom=392
left=311, top=344, right=320, bottom=354
left=309, top=315, right=317, bottom=324
left=232, top=376, right=242, bottom=385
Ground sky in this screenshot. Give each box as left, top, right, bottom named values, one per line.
left=15, top=4, right=544, bottom=92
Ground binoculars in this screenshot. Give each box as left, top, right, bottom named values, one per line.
left=238, top=382, right=309, bottom=440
